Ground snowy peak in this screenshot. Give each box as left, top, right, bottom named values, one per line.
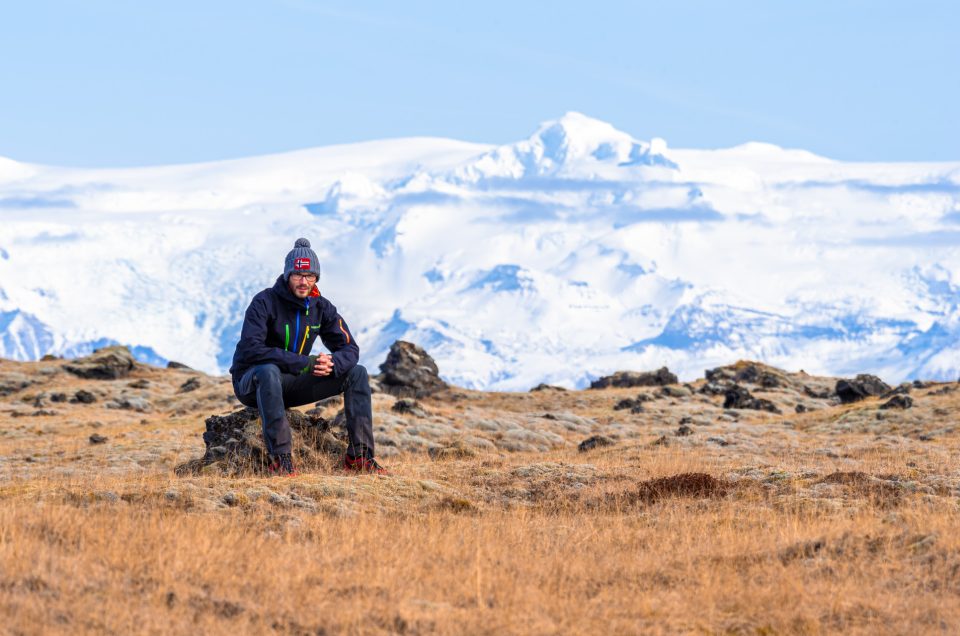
left=451, top=112, right=676, bottom=183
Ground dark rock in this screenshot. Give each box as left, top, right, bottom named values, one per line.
left=723, top=385, right=782, bottom=413
left=679, top=416, right=693, bottom=425
left=613, top=398, right=638, bottom=411
left=880, top=395, right=914, bottom=410
left=705, top=366, right=735, bottom=383
left=73, top=390, right=97, bottom=404
left=128, top=379, right=150, bottom=389
left=707, top=436, right=731, bottom=446
left=64, top=346, right=136, bottom=380
left=795, top=404, right=808, bottom=413
left=675, top=424, right=694, bottom=436
left=178, top=377, right=202, bottom=393
left=392, top=399, right=428, bottom=418
left=49, top=393, right=68, bottom=403
left=175, top=407, right=345, bottom=476
left=707, top=363, right=786, bottom=389
left=699, top=382, right=728, bottom=396
left=40, top=354, right=61, bottom=361
left=89, top=433, right=108, bottom=444
left=651, top=435, right=670, bottom=447
left=166, top=361, right=193, bottom=370
left=106, top=396, right=151, bottom=412
left=314, top=396, right=342, bottom=408
left=578, top=435, right=616, bottom=452
left=881, top=382, right=912, bottom=399
left=803, top=385, right=832, bottom=399
left=660, top=385, right=692, bottom=399
left=590, top=367, right=678, bottom=389
left=912, top=380, right=932, bottom=389
left=0, top=373, right=34, bottom=397
left=377, top=340, right=447, bottom=398
left=835, top=374, right=891, bottom=404
left=530, top=383, right=567, bottom=392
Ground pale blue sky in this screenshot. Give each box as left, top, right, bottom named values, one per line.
left=0, top=0, right=956, bottom=166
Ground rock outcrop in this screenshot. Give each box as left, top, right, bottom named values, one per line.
left=175, top=407, right=346, bottom=476
left=377, top=341, right=447, bottom=398
left=590, top=367, right=678, bottom=389
left=723, top=385, right=782, bottom=413
left=64, top=346, right=136, bottom=380
left=836, top=374, right=891, bottom=404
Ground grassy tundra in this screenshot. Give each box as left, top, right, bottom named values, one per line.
left=1, top=354, right=958, bottom=634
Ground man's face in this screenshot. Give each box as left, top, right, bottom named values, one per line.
left=288, top=273, right=317, bottom=299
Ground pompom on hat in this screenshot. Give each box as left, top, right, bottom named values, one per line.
left=284, top=238, right=321, bottom=281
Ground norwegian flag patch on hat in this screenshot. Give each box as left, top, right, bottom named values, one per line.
left=284, top=238, right=321, bottom=280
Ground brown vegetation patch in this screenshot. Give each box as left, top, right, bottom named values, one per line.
left=636, top=472, right=734, bottom=503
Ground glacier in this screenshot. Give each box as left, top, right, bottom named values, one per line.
left=1, top=112, right=959, bottom=389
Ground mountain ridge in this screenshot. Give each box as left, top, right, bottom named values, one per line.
left=1, top=113, right=959, bottom=389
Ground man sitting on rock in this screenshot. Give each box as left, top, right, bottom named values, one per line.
left=229, top=238, right=387, bottom=476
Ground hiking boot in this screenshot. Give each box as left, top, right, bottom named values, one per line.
left=268, top=453, right=298, bottom=476
left=342, top=455, right=389, bottom=475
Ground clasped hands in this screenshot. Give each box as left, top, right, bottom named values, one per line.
left=301, top=354, right=334, bottom=377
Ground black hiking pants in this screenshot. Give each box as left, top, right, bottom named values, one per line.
left=234, top=363, right=375, bottom=459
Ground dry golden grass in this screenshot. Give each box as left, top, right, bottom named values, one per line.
left=2, top=357, right=960, bottom=634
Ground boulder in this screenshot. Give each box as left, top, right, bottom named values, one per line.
left=0, top=372, right=34, bottom=397
left=880, top=395, right=913, bottom=410
left=706, top=362, right=786, bottom=388
left=590, top=367, right=678, bottom=389
left=175, top=407, right=346, bottom=476
left=578, top=435, right=616, bottom=452
left=835, top=374, right=891, bottom=404
left=723, top=385, right=781, bottom=414
left=391, top=398, right=429, bottom=418
left=530, top=383, right=567, bottom=392
left=377, top=340, right=447, bottom=398
left=64, top=346, right=136, bottom=380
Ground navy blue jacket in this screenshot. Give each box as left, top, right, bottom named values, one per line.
left=229, top=275, right=359, bottom=383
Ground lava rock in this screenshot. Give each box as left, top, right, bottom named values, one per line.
left=178, top=377, right=202, bottom=393
left=89, top=434, right=108, bottom=444
left=881, top=382, right=912, bottom=399
left=106, top=396, right=152, bottom=412
left=530, top=383, right=567, bottom=392
left=64, top=346, right=137, bottom=380
left=660, top=385, right=692, bottom=399
left=392, top=398, right=428, bottom=418
left=590, top=367, right=678, bottom=389
left=578, top=435, right=616, bottom=452
left=0, top=373, right=34, bottom=397
left=836, top=374, right=892, bottom=404
left=699, top=382, right=728, bottom=396
left=675, top=424, right=694, bottom=437
left=166, top=361, right=194, bottom=370
left=175, top=407, right=345, bottom=476
left=377, top=340, right=447, bottom=398
left=73, top=390, right=97, bottom=404
left=880, top=395, right=914, bottom=410
left=803, top=385, right=832, bottom=399
left=723, top=385, right=782, bottom=413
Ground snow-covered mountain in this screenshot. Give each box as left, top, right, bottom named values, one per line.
left=1, top=112, right=959, bottom=389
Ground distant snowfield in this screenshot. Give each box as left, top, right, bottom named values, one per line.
left=1, top=113, right=959, bottom=389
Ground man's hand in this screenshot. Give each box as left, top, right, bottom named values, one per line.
left=312, top=354, right=334, bottom=377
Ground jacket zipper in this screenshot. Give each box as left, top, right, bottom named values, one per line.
left=297, top=298, right=310, bottom=354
